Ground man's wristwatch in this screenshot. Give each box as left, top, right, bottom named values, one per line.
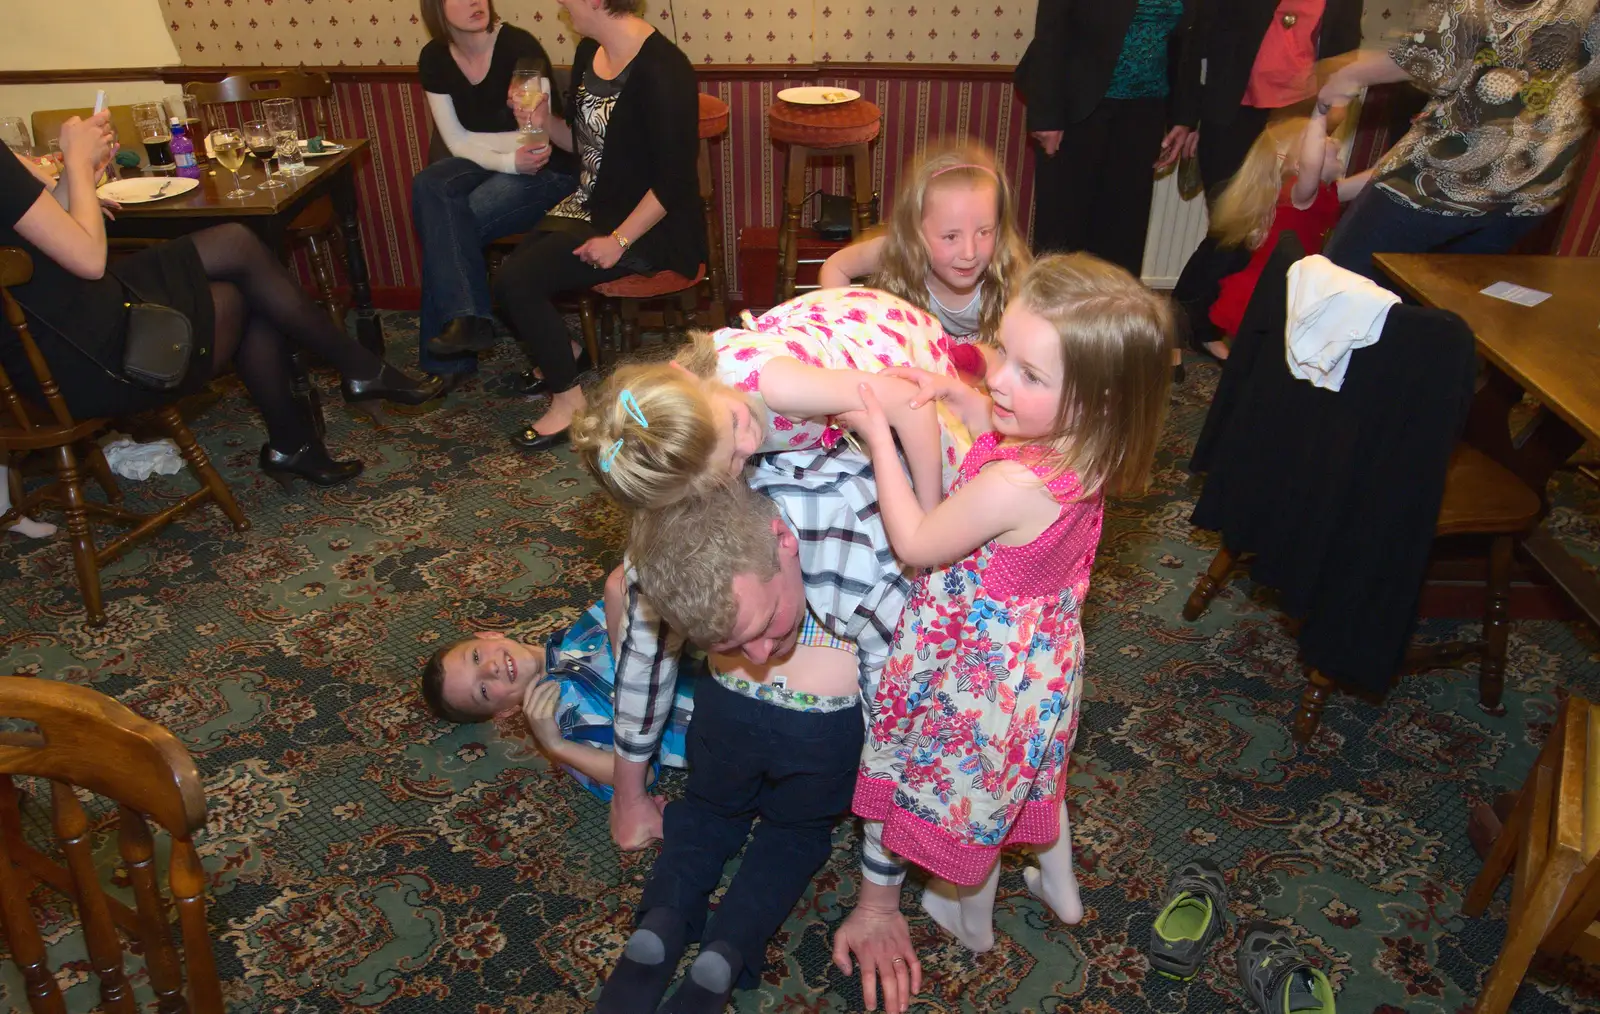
left=612, top=231, right=631, bottom=252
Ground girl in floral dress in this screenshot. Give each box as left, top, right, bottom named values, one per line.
left=571, top=287, right=965, bottom=512
left=843, top=253, right=1173, bottom=952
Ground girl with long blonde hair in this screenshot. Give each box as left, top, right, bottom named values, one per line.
left=1202, top=108, right=1371, bottom=359
left=840, top=252, right=1173, bottom=955
left=570, top=287, right=963, bottom=514
left=818, top=144, right=1030, bottom=376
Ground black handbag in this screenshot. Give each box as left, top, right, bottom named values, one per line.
left=118, top=301, right=193, bottom=390
left=814, top=191, right=878, bottom=242
left=13, top=281, right=194, bottom=392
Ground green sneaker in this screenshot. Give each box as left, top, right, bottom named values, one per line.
left=1149, top=857, right=1228, bottom=980
left=1236, top=921, right=1336, bottom=1013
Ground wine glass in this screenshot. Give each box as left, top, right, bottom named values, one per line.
left=244, top=119, right=285, bottom=189
left=510, top=70, right=549, bottom=152
left=208, top=128, right=253, bottom=199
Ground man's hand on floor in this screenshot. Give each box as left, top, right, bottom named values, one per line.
left=610, top=790, right=667, bottom=850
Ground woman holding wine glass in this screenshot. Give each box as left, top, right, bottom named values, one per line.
left=244, top=119, right=286, bottom=190
left=410, top=0, right=577, bottom=390
left=1, top=110, right=444, bottom=489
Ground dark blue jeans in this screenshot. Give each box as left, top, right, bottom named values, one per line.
left=1323, top=186, right=1547, bottom=289
left=410, top=157, right=576, bottom=374
left=638, top=678, right=864, bottom=989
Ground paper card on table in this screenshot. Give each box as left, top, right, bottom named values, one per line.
left=1480, top=281, right=1552, bottom=306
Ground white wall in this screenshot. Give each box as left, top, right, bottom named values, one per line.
left=0, top=0, right=179, bottom=145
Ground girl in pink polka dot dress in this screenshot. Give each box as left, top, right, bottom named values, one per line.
left=842, top=253, right=1174, bottom=953
left=574, top=287, right=963, bottom=512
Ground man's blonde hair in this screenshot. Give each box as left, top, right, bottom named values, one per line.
left=628, top=480, right=782, bottom=646
left=571, top=334, right=742, bottom=510
left=1014, top=253, right=1174, bottom=499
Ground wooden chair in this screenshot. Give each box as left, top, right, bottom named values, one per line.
left=577, top=93, right=730, bottom=364
left=1184, top=444, right=1542, bottom=743
left=1464, top=693, right=1600, bottom=1013
left=0, top=248, right=249, bottom=627
left=0, top=675, right=222, bottom=1013
left=185, top=70, right=347, bottom=327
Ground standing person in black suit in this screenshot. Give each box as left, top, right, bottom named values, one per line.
left=1186, top=0, right=1364, bottom=194
left=1015, top=0, right=1201, bottom=276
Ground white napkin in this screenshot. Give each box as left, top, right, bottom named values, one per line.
left=101, top=436, right=184, bottom=481
left=1284, top=255, right=1401, bottom=392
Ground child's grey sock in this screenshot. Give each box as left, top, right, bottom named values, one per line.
left=657, top=940, right=743, bottom=1014
left=596, top=907, right=686, bottom=1014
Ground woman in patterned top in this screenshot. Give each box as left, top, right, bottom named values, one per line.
left=1320, top=0, right=1600, bottom=285
left=1015, top=0, right=1201, bottom=273
left=491, top=0, right=705, bottom=452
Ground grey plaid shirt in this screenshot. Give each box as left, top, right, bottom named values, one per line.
left=611, top=443, right=914, bottom=764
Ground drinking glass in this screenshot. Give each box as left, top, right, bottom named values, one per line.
left=243, top=119, right=286, bottom=189
left=262, top=98, right=308, bottom=177
left=208, top=127, right=253, bottom=199
left=131, top=102, right=173, bottom=168
left=0, top=117, right=32, bottom=156
left=166, top=93, right=206, bottom=163
left=510, top=70, right=549, bottom=152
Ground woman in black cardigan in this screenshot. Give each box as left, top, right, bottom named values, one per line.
left=489, top=0, right=704, bottom=450
left=1015, top=0, right=1201, bottom=275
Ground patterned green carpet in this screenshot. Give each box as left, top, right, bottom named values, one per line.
left=2, top=316, right=1599, bottom=1013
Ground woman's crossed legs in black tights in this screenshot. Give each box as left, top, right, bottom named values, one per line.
left=188, top=223, right=440, bottom=483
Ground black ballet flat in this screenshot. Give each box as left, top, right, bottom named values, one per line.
left=514, top=424, right=570, bottom=452
left=341, top=364, right=446, bottom=406
left=259, top=443, right=364, bottom=489
left=516, top=349, right=594, bottom=398
left=427, top=316, right=498, bottom=357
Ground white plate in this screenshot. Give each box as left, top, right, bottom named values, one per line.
left=777, top=86, right=861, bottom=106
left=95, top=177, right=199, bottom=204
left=298, top=140, right=347, bottom=158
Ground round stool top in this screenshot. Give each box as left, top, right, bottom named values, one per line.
left=768, top=98, right=881, bottom=147
left=698, top=92, right=730, bottom=140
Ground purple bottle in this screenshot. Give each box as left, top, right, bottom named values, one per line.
left=169, top=118, right=200, bottom=179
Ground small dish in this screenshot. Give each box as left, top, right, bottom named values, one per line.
left=299, top=141, right=348, bottom=158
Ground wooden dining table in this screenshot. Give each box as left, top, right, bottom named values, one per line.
left=103, top=138, right=384, bottom=358
left=1375, top=252, right=1600, bottom=624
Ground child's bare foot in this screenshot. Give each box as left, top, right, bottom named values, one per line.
left=1023, top=864, right=1083, bottom=925
left=1203, top=339, right=1231, bottom=361
left=921, top=880, right=995, bottom=953
left=520, top=678, right=564, bottom=751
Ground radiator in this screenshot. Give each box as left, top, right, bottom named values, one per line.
left=1140, top=171, right=1210, bottom=291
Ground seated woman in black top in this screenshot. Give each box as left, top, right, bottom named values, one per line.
left=453, top=0, right=704, bottom=451
left=2, top=112, right=442, bottom=488
left=411, top=0, right=577, bottom=385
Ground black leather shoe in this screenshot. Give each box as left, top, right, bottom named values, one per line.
left=342, top=364, right=446, bottom=406
left=514, top=423, right=571, bottom=451
left=516, top=349, right=594, bottom=398
left=259, top=442, right=364, bottom=489
left=427, top=316, right=498, bottom=357
left=430, top=371, right=474, bottom=398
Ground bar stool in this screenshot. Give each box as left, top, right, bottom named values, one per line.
left=698, top=92, right=731, bottom=327
left=578, top=92, right=731, bottom=365
left=767, top=96, right=881, bottom=304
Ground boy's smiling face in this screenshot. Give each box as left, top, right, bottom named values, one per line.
left=439, top=632, right=547, bottom=720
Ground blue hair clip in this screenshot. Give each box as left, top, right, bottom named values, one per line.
left=599, top=439, right=624, bottom=473
left=620, top=389, right=648, bottom=429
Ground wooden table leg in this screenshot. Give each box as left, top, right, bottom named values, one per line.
left=332, top=171, right=384, bottom=358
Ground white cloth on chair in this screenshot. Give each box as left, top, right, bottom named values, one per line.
left=1284, top=254, right=1401, bottom=392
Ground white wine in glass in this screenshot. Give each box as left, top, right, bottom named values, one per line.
left=209, top=128, right=253, bottom=199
